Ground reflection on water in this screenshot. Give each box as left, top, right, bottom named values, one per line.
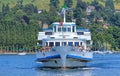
left=36, top=68, right=93, bottom=76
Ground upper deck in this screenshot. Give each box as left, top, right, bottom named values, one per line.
left=38, top=22, right=91, bottom=41
left=37, top=8, right=92, bottom=49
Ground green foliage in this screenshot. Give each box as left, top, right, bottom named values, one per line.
left=0, top=0, right=120, bottom=52
left=111, top=26, right=120, bottom=49
left=1, top=3, right=10, bottom=18
left=50, top=0, right=59, bottom=10
left=64, top=0, right=73, bottom=8
left=0, top=3, right=39, bottom=52
left=74, top=0, right=87, bottom=26
left=17, top=0, right=23, bottom=9
left=1, top=0, right=120, bottom=11
left=110, top=13, right=120, bottom=27
left=91, top=0, right=104, bottom=12
left=63, top=0, right=73, bottom=22
left=105, top=0, right=115, bottom=22
left=38, top=10, right=49, bottom=25
left=0, top=20, right=39, bottom=52
left=48, top=6, right=59, bottom=24
left=89, top=24, right=120, bottom=51
left=23, top=4, right=38, bottom=15
left=66, top=11, right=73, bottom=22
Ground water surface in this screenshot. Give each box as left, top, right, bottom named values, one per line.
left=0, top=54, right=120, bottom=76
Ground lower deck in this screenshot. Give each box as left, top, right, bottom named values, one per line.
left=36, top=46, right=93, bottom=68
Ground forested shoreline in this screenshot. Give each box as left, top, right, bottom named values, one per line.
left=0, top=0, right=120, bottom=53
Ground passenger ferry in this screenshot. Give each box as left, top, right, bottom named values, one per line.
left=36, top=9, right=93, bottom=68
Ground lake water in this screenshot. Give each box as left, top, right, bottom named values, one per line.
left=0, top=54, right=120, bottom=76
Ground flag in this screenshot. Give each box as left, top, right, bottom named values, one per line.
left=60, top=4, right=67, bottom=15
left=59, top=21, right=63, bottom=26
left=62, top=4, right=67, bottom=9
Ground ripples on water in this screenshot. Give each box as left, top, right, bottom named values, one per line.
left=0, top=54, right=120, bottom=76
left=36, top=68, right=94, bottom=76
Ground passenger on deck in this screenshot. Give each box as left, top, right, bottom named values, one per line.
left=78, top=46, right=83, bottom=51
left=45, top=46, right=51, bottom=51
left=86, top=46, right=90, bottom=51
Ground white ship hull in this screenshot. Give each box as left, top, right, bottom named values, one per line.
left=36, top=46, right=93, bottom=68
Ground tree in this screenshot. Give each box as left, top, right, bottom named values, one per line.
left=48, top=6, right=59, bottom=24
left=1, top=3, right=10, bottom=18
left=17, top=0, right=23, bottom=9
left=5, top=4, right=10, bottom=14
left=39, top=10, right=49, bottom=25
left=14, top=9, right=26, bottom=24
left=112, top=26, right=120, bottom=50
left=1, top=4, right=5, bottom=17
left=66, top=10, right=73, bottom=22
left=91, top=0, right=104, bottom=12
left=75, top=0, right=87, bottom=11
left=105, top=0, right=115, bottom=22
left=23, top=4, right=38, bottom=15
left=74, top=0, right=87, bottom=26
left=64, top=0, right=73, bottom=8
left=63, top=0, right=73, bottom=22
left=50, top=0, right=59, bottom=10
left=110, top=13, right=120, bottom=27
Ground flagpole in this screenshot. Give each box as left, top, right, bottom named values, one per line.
left=63, top=8, right=66, bottom=23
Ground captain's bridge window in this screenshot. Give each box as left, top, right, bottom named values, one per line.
left=58, top=27, right=62, bottom=32
left=68, top=27, right=71, bottom=32
left=57, top=26, right=72, bottom=32
left=62, top=27, right=66, bottom=32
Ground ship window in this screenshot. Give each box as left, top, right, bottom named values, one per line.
left=77, top=32, right=84, bottom=35
left=80, top=42, right=82, bottom=46
left=45, top=42, right=48, bottom=46
left=54, top=26, right=56, bottom=32
left=62, top=27, right=66, bottom=32
left=73, top=37, right=78, bottom=39
left=49, top=42, right=54, bottom=47
left=50, top=37, right=55, bottom=39
left=75, top=42, right=79, bottom=46
left=73, top=26, right=75, bottom=32
left=68, top=42, right=73, bottom=46
left=68, top=28, right=71, bottom=32
left=55, top=42, right=60, bottom=46
left=58, top=27, right=62, bottom=32
left=62, top=42, right=66, bottom=46
left=45, top=32, right=52, bottom=35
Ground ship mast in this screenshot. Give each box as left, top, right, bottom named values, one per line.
left=63, top=8, right=66, bottom=23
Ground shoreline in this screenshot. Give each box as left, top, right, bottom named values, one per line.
left=0, top=52, right=35, bottom=55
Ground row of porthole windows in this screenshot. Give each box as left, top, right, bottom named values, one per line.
left=45, top=42, right=83, bottom=47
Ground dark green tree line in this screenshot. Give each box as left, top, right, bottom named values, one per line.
left=0, top=0, right=120, bottom=52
